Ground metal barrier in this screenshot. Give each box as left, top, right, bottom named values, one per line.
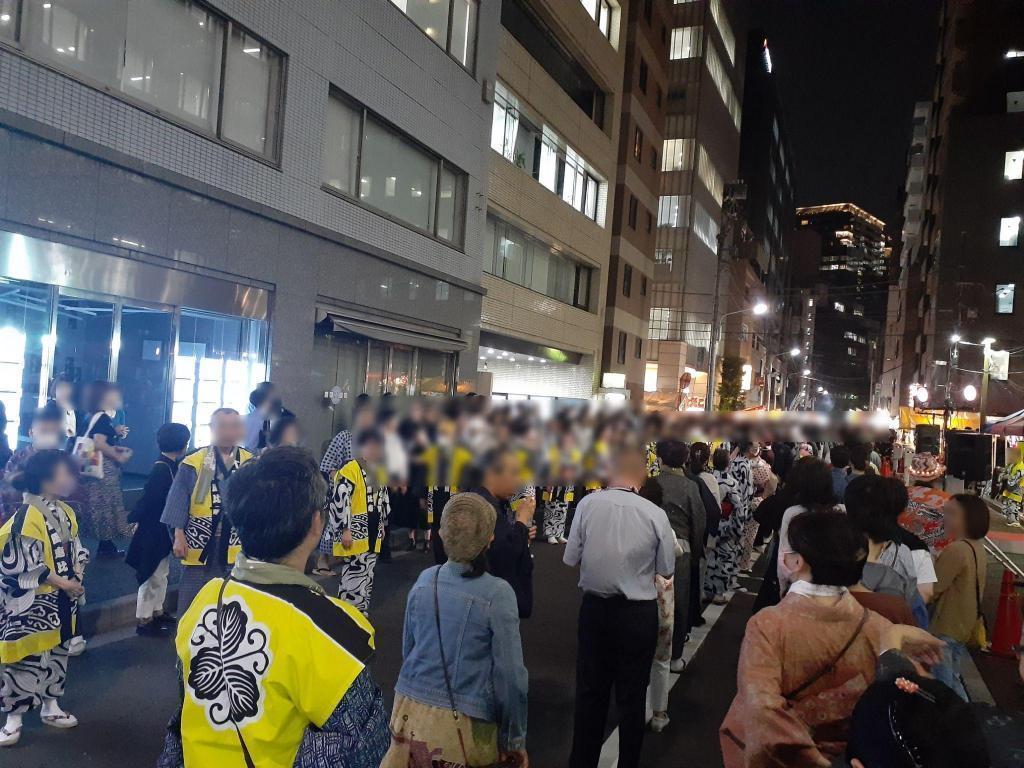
left=985, top=535, right=1024, bottom=580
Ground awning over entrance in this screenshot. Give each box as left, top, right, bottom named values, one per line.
left=316, top=309, right=468, bottom=353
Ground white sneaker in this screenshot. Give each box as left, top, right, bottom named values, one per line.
left=650, top=713, right=670, bottom=733
left=67, top=637, right=86, bottom=656
left=547, top=536, right=559, bottom=545
left=670, top=657, right=687, bottom=673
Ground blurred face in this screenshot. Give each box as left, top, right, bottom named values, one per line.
left=102, top=387, right=122, bottom=412
left=359, top=438, right=384, bottom=466
left=211, top=412, right=245, bottom=449
left=613, top=451, right=648, bottom=489
left=942, top=498, right=966, bottom=540
left=30, top=419, right=63, bottom=450
left=354, top=407, right=375, bottom=431
left=277, top=423, right=301, bottom=447
left=44, top=461, right=77, bottom=499
left=53, top=382, right=73, bottom=406
left=486, top=453, right=521, bottom=499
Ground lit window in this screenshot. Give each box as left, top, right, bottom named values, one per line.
left=662, top=138, right=694, bottom=171
left=1009, top=91, right=1024, bottom=113
left=833, top=302, right=845, bottom=312
left=658, top=195, right=690, bottom=227
left=997, top=283, right=1015, bottom=314
left=705, top=45, right=741, bottom=129
left=853, top=307, right=864, bottom=317
left=670, top=26, right=702, bottom=60
left=696, top=145, right=723, bottom=205
left=807, top=298, right=814, bottom=307
left=708, top=0, right=735, bottom=64
left=644, top=363, right=659, bottom=392
left=390, top=0, right=479, bottom=68
left=741, top=364, right=752, bottom=391
left=1006, top=150, right=1024, bottom=180
left=1007, top=50, right=1024, bottom=59
left=1000, top=216, right=1021, bottom=246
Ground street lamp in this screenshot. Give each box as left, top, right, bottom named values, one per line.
left=802, top=368, right=811, bottom=376
left=789, top=347, right=801, bottom=357
left=963, top=384, right=978, bottom=402
left=705, top=301, right=773, bottom=412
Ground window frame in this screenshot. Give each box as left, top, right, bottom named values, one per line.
left=0, top=0, right=288, bottom=167
left=633, top=126, right=643, bottom=160
left=628, top=195, right=639, bottom=230
left=635, top=335, right=643, bottom=359
left=322, top=87, right=467, bottom=249
left=617, top=331, right=627, bottom=365
left=997, top=283, right=1016, bottom=314
left=388, top=0, right=480, bottom=75
left=638, top=57, right=648, bottom=93
left=623, top=263, right=633, bottom=297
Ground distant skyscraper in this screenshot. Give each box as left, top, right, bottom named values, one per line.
left=792, top=204, right=890, bottom=409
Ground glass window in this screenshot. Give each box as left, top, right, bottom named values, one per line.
left=617, top=332, right=626, bottom=364
left=361, top=116, right=438, bottom=232
left=575, top=266, right=592, bottom=310
left=22, top=0, right=128, bottom=86
left=670, top=26, right=702, bottom=60
left=697, top=144, right=723, bottom=205
left=997, top=283, right=1015, bottom=314
left=54, top=296, right=114, bottom=390
left=708, top=0, right=735, bottom=64
left=417, top=350, right=450, bottom=394
left=0, top=0, right=18, bottom=42
left=1008, top=91, right=1024, bottom=113
left=221, top=28, right=282, bottom=156
left=706, top=45, right=742, bottom=129
left=395, top=0, right=448, bottom=47
left=122, top=0, right=223, bottom=133
left=116, top=305, right=173, bottom=474
left=662, top=138, right=694, bottom=171
left=692, top=201, right=719, bottom=252
left=21, top=0, right=282, bottom=159
left=436, top=165, right=464, bottom=244
left=0, top=280, right=48, bottom=447
left=496, top=222, right=527, bottom=284
left=1006, top=150, right=1024, bottom=180
left=174, top=309, right=266, bottom=448
left=323, top=94, right=361, bottom=195
left=1000, top=216, right=1021, bottom=246
left=658, top=195, right=690, bottom=227
left=449, top=0, right=477, bottom=69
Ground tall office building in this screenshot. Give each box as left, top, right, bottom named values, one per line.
left=879, top=101, right=931, bottom=414
left=479, top=0, right=626, bottom=401
left=723, top=31, right=797, bottom=409
left=600, top=0, right=671, bottom=401
left=792, top=204, right=889, bottom=409
left=886, top=0, right=1024, bottom=417
left=0, top=0, right=497, bottom=458
left=646, top=0, right=747, bottom=410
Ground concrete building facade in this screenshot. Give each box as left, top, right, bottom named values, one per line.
left=0, top=0, right=498, bottom=459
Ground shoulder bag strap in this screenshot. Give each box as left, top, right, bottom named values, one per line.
left=784, top=605, right=870, bottom=700
left=966, top=541, right=984, bottom=619
left=433, top=567, right=472, bottom=765
left=216, top=576, right=257, bottom=768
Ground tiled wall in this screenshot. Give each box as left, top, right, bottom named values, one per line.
left=0, top=0, right=499, bottom=283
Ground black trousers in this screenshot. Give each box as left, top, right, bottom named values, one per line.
left=569, top=593, right=658, bottom=768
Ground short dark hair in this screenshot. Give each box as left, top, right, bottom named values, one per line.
left=10, top=450, right=77, bottom=495
left=850, top=444, right=870, bottom=471
left=712, top=447, right=731, bottom=472
left=210, top=407, right=239, bottom=422
left=225, top=447, right=326, bottom=561
left=157, top=422, right=191, bottom=453
left=656, top=439, right=689, bottom=469
left=788, top=456, right=836, bottom=508
left=355, top=428, right=383, bottom=447
left=787, top=509, right=868, bottom=587
left=830, top=444, right=851, bottom=469
left=481, top=447, right=514, bottom=475
left=249, top=388, right=269, bottom=409
left=845, top=474, right=901, bottom=542
left=952, top=493, right=990, bottom=540
left=34, top=402, right=65, bottom=425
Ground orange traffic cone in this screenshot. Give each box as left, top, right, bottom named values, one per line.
left=990, top=569, right=1024, bottom=658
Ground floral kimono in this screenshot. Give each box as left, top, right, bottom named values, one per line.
left=704, top=457, right=754, bottom=600
left=0, top=494, right=88, bottom=714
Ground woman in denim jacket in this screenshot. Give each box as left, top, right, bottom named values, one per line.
left=381, top=493, right=529, bottom=768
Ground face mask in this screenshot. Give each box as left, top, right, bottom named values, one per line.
left=32, top=433, right=61, bottom=450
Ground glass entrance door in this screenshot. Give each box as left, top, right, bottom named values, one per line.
left=54, top=296, right=114, bottom=391
left=116, top=305, right=174, bottom=475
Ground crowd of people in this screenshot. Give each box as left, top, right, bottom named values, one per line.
left=0, top=385, right=1021, bottom=766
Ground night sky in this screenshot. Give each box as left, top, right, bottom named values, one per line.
left=755, top=0, right=943, bottom=226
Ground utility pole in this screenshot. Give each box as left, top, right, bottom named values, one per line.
left=979, top=339, right=993, bottom=432
left=704, top=181, right=746, bottom=412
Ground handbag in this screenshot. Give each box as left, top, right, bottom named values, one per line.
left=72, top=413, right=105, bottom=480
left=965, top=542, right=988, bottom=650
left=433, top=566, right=475, bottom=767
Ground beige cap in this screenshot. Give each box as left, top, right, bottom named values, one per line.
left=439, top=492, right=496, bottom=563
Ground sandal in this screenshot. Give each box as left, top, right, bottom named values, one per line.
left=0, top=724, right=21, bottom=747
left=41, top=712, right=78, bottom=729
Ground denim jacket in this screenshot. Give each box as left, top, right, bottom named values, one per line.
left=395, top=561, right=529, bottom=751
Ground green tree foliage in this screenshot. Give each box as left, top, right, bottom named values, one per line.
left=718, top=356, right=745, bottom=411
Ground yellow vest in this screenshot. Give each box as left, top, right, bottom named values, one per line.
left=422, top=443, right=473, bottom=492
left=332, top=460, right=388, bottom=557
left=179, top=447, right=254, bottom=566
left=177, top=578, right=375, bottom=768
left=0, top=499, right=79, bottom=662
left=1003, top=459, right=1024, bottom=503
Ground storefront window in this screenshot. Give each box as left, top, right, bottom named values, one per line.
left=365, top=341, right=388, bottom=396
left=54, top=296, right=114, bottom=390
left=116, top=305, right=173, bottom=474
left=0, top=279, right=48, bottom=446
left=388, top=346, right=414, bottom=395
left=174, top=309, right=267, bottom=448
left=417, top=350, right=450, bottom=394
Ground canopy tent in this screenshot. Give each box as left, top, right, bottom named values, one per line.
left=898, top=407, right=980, bottom=432
left=987, top=408, right=1024, bottom=436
